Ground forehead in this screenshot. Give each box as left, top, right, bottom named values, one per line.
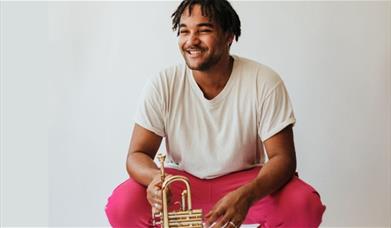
left=179, top=4, right=214, bottom=25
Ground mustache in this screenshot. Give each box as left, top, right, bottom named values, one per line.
left=185, top=46, right=206, bottom=51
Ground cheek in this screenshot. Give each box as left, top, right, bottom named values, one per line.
left=178, top=38, right=186, bottom=49
left=203, top=37, right=218, bottom=47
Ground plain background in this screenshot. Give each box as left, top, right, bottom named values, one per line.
left=1, top=1, right=390, bottom=227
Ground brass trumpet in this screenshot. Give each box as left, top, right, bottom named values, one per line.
left=152, top=154, right=203, bottom=228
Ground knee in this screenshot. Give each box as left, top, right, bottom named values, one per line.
left=105, top=179, right=151, bottom=227
left=289, top=187, right=325, bottom=217
left=105, top=196, right=132, bottom=226
left=281, top=179, right=326, bottom=226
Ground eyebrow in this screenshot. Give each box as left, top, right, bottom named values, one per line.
left=197, top=22, right=214, bottom=28
left=179, top=22, right=214, bottom=29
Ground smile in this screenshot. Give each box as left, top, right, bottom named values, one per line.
left=187, top=49, right=203, bottom=57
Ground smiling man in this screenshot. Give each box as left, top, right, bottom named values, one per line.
left=105, top=1, right=325, bottom=227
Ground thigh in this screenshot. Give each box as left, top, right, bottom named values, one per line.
left=164, top=168, right=215, bottom=215
left=105, top=169, right=218, bottom=227
left=105, top=178, right=152, bottom=227
left=248, top=176, right=326, bottom=227
left=169, top=167, right=266, bottom=216
left=105, top=169, right=218, bottom=226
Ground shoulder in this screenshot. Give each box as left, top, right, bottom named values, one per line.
left=234, top=55, right=283, bottom=92
left=159, top=63, right=186, bottom=82
left=146, top=63, right=187, bottom=91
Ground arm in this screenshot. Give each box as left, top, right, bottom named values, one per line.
left=126, top=123, right=163, bottom=186
left=242, top=124, right=297, bottom=201
left=205, top=124, right=296, bottom=227
left=127, top=123, right=168, bottom=211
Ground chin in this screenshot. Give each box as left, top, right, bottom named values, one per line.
left=185, top=59, right=203, bottom=70
left=186, top=62, right=209, bottom=71
left=185, top=56, right=216, bottom=71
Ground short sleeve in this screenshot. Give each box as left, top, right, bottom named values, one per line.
left=258, top=80, right=296, bottom=141
left=134, top=76, right=166, bottom=137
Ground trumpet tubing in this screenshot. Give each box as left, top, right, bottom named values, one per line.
left=152, top=154, right=203, bottom=228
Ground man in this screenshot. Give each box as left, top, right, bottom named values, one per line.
left=105, top=0, right=325, bottom=227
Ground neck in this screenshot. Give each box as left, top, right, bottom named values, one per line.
left=192, top=55, right=234, bottom=91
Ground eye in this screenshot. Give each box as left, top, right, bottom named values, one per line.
left=199, top=29, right=212, bottom=33
left=179, top=30, right=189, bottom=35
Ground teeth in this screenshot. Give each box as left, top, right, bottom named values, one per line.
left=188, top=50, right=202, bottom=55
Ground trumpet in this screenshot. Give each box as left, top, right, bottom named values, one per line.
left=152, top=154, right=203, bottom=227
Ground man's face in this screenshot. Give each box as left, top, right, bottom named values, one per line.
left=178, top=4, right=233, bottom=71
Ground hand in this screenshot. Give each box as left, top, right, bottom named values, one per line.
left=146, top=173, right=172, bottom=212
left=205, top=187, right=253, bottom=228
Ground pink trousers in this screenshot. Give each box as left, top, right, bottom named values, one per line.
left=105, top=167, right=325, bottom=228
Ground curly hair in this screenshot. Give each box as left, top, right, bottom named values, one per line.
left=171, top=0, right=241, bottom=41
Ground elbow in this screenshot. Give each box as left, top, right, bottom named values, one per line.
left=126, top=149, right=139, bottom=171
left=288, top=151, right=297, bottom=177
left=126, top=152, right=135, bottom=177
left=291, top=155, right=297, bottom=173
left=278, top=152, right=296, bottom=180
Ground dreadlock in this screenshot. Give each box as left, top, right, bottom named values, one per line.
left=171, top=0, right=241, bottom=42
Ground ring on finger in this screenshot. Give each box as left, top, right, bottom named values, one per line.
left=229, top=221, right=237, bottom=228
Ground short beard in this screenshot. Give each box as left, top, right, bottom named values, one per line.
left=184, top=54, right=221, bottom=71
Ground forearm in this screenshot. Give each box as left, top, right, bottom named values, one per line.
left=242, top=154, right=296, bottom=204
left=126, top=151, right=161, bottom=186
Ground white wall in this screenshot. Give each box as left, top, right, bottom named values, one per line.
left=1, top=2, right=49, bottom=226
left=1, top=1, right=390, bottom=227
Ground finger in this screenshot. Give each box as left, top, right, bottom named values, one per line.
left=154, top=186, right=173, bottom=205
left=227, top=218, right=240, bottom=228
left=153, top=197, right=163, bottom=205
left=147, top=188, right=160, bottom=202
left=205, top=207, right=218, bottom=218
left=148, top=196, right=162, bottom=208
left=153, top=202, right=162, bottom=212
left=154, top=181, right=162, bottom=189
left=205, top=209, right=213, bottom=218
left=205, top=209, right=224, bottom=226
left=147, top=190, right=162, bottom=206
left=228, top=213, right=244, bottom=228
left=151, top=192, right=163, bottom=210
left=148, top=194, right=162, bottom=211
left=215, top=211, right=234, bottom=228
left=154, top=187, right=161, bottom=197
left=152, top=190, right=163, bottom=203
left=207, top=222, right=217, bottom=228
left=205, top=201, right=224, bottom=218
left=150, top=188, right=161, bottom=200
left=147, top=182, right=160, bottom=194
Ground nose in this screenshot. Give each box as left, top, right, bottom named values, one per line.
left=188, top=32, right=200, bottom=46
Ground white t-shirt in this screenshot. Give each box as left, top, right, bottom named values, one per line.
left=135, top=55, right=296, bottom=179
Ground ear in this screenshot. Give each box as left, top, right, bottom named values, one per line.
left=225, top=33, right=235, bottom=46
